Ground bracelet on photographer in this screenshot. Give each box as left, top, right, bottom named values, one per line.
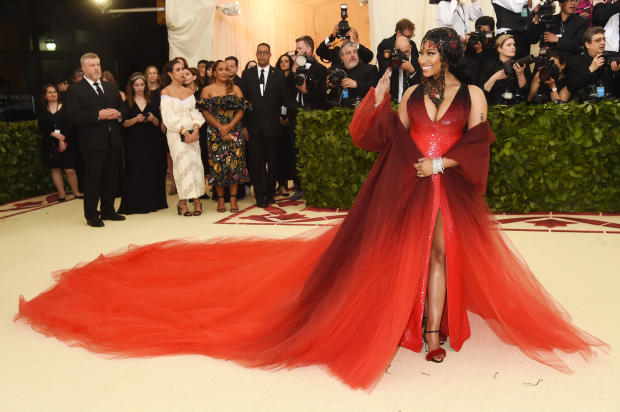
left=432, top=158, right=445, bottom=175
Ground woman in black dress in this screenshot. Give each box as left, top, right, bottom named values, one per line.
left=37, top=83, right=82, bottom=201
left=274, top=53, right=297, bottom=196
left=118, top=73, right=168, bottom=214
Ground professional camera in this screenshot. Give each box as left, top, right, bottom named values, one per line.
left=602, top=51, right=620, bottom=67
left=337, top=4, right=350, bottom=39
left=327, top=67, right=346, bottom=88
left=503, top=55, right=536, bottom=76
left=428, top=0, right=450, bottom=4
left=383, top=49, right=408, bottom=69
left=468, top=30, right=494, bottom=50
left=294, top=54, right=316, bottom=87
left=537, top=0, right=560, bottom=47
left=538, top=58, right=560, bottom=81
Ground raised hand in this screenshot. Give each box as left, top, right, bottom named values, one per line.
left=374, top=69, right=391, bottom=104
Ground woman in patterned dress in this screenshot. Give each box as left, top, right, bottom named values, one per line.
left=198, top=60, right=251, bottom=213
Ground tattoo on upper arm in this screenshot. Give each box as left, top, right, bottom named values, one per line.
left=480, top=112, right=485, bottom=122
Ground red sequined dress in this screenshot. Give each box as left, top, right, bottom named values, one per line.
left=16, top=86, right=607, bottom=390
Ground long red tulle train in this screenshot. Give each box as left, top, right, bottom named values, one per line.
left=16, top=90, right=608, bottom=390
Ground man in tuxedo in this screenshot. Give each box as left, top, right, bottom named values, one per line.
left=241, top=43, right=288, bottom=208
left=377, top=18, right=422, bottom=78
left=66, top=52, right=127, bottom=227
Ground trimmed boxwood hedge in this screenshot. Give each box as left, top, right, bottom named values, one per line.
left=2, top=101, right=619, bottom=212
left=0, top=120, right=54, bottom=204
left=296, top=101, right=620, bottom=212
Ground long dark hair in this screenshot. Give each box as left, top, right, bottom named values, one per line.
left=125, top=72, right=151, bottom=108
left=421, top=27, right=471, bottom=84
left=40, top=83, right=61, bottom=108
left=161, top=58, right=189, bottom=89
left=213, top=60, right=234, bottom=94
left=276, top=54, right=294, bottom=75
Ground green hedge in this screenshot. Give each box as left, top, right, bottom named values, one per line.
left=0, top=120, right=54, bottom=204
left=296, top=101, right=620, bottom=212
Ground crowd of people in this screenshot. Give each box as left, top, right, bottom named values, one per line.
left=37, top=0, right=620, bottom=226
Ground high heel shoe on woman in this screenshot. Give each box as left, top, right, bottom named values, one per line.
left=177, top=201, right=192, bottom=217
left=216, top=196, right=226, bottom=213
left=424, top=330, right=447, bottom=363
left=193, top=200, right=202, bottom=216
left=229, top=195, right=239, bottom=213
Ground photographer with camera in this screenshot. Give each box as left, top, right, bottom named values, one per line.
left=464, top=16, right=499, bottom=77
left=377, top=19, right=421, bottom=77
left=565, top=26, right=620, bottom=99
left=292, top=35, right=329, bottom=111
left=527, top=49, right=572, bottom=102
left=492, top=0, right=535, bottom=58
left=435, top=0, right=483, bottom=38
left=316, top=4, right=374, bottom=68
left=379, top=34, right=422, bottom=103
left=326, top=42, right=380, bottom=107
left=529, top=0, right=588, bottom=62
left=478, top=33, right=531, bottom=104
left=593, top=0, right=620, bottom=52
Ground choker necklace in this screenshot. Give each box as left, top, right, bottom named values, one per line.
left=422, top=64, right=446, bottom=109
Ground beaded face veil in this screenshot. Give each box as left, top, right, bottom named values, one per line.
left=420, top=28, right=464, bottom=109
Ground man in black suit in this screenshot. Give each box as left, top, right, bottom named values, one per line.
left=66, top=52, right=127, bottom=227
left=317, top=26, right=374, bottom=68
left=377, top=18, right=421, bottom=77
left=327, top=41, right=379, bottom=107
left=241, top=43, right=288, bottom=208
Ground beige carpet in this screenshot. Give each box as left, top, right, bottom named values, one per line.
left=1, top=192, right=618, bottom=412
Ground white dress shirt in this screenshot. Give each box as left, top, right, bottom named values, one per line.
left=85, top=76, right=104, bottom=95
left=436, top=0, right=483, bottom=37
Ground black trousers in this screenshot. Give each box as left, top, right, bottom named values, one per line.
left=248, top=130, right=277, bottom=201
left=81, top=147, right=121, bottom=220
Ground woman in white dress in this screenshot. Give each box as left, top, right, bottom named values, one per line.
left=160, top=59, right=206, bottom=216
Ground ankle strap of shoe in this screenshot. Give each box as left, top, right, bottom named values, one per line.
left=424, top=330, right=441, bottom=334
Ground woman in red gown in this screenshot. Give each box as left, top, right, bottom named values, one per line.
left=16, top=28, right=607, bottom=390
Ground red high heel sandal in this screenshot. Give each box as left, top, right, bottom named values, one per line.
left=424, top=330, right=446, bottom=363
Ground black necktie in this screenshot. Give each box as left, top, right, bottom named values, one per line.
left=259, top=69, right=265, bottom=95
left=94, top=82, right=104, bottom=96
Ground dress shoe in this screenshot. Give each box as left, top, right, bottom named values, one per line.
left=290, top=190, right=303, bottom=201
left=86, top=218, right=105, bottom=228
left=256, top=199, right=268, bottom=208
left=266, top=196, right=276, bottom=205
left=101, top=213, right=126, bottom=221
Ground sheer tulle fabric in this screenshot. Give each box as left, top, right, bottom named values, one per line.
left=17, top=89, right=607, bottom=390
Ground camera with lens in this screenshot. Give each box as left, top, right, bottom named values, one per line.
left=294, top=54, right=316, bottom=87
left=383, top=49, right=408, bottom=69
left=337, top=4, right=350, bottom=39
left=503, top=55, right=536, bottom=76
left=602, top=51, right=620, bottom=67
left=327, top=67, right=347, bottom=88
left=537, top=57, right=560, bottom=82
left=537, top=0, right=560, bottom=47
left=468, top=30, right=494, bottom=50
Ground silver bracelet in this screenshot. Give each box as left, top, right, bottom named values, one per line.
left=432, top=158, right=445, bottom=175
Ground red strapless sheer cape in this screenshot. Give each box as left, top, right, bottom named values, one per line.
left=16, top=89, right=607, bottom=390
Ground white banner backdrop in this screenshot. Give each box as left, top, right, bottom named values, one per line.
left=166, top=0, right=216, bottom=66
